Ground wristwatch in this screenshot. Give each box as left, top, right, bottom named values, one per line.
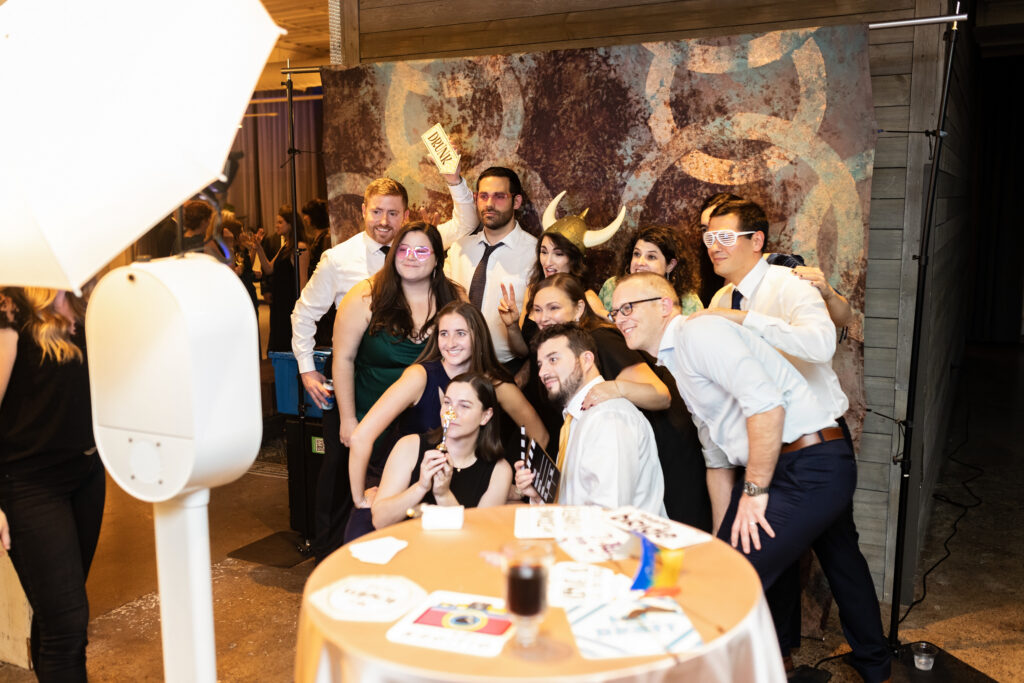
left=743, top=481, right=769, bottom=496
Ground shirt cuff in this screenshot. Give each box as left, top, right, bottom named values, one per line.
left=447, top=178, right=473, bottom=203
left=296, top=355, right=317, bottom=374
left=742, top=309, right=771, bottom=335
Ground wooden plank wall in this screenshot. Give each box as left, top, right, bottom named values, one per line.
left=341, top=0, right=971, bottom=599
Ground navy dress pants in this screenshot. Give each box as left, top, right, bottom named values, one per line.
left=717, top=439, right=891, bottom=683
left=0, top=452, right=106, bottom=682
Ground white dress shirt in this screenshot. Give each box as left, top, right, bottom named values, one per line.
left=291, top=179, right=477, bottom=374
left=710, top=259, right=848, bottom=420
left=444, top=222, right=537, bottom=363
left=658, top=315, right=836, bottom=469
left=556, top=376, right=666, bottom=516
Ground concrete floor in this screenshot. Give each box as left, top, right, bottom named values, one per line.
left=0, top=343, right=1020, bottom=681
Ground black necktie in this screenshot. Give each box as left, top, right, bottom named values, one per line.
left=731, top=288, right=743, bottom=310
left=380, top=244, right=390, bottom=256
left=468, top=242, right=503, bottom=309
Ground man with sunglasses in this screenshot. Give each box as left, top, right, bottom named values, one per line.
left=610, top=272, right=890, bottom=683
left=694, top=199, right=876, bottom=673
left=444, top=167, right=537, bottom=370
left=694, top=200, right=847, bottom=527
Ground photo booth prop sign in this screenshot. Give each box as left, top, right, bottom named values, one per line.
left=321, top=25, right=875, bottom=432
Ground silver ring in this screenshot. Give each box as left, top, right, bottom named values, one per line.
left=749, top=522, right=757, bottom=526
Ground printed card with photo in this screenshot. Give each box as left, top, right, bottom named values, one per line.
left=604, top=507, right=713, bottom=549
left=386, top=591, right=514, bottom=657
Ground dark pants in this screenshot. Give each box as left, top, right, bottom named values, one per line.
left=312, top=407, right=353, bottom=563
left=0, top=452, right=106, bottom=682
left=717, top=439, right=890, bottom=683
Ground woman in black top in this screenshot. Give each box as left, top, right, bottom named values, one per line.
left=0, top=287, right=106, bottom=682
left=254, top=203, right=309, bottom=352
left=371, top=373, right=513, bottom=530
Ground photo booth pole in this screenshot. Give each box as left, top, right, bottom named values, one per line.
left=882, top=6, right=963, bottom=656
left=86, top=255, right=263, bottom=682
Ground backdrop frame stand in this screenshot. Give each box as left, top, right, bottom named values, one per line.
left=876, top=5, right=993, bottom=680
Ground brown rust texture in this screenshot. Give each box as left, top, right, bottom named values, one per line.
left=321, top=25, right=874, bottom=435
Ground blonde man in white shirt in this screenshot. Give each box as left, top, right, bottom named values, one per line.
left=444, top=167, right=537, bottom=368
left=291, top=167, right=477, bottom=408
left=514, top=322, right=665, bottom=515
left=292, top=167, right=477, bottom=562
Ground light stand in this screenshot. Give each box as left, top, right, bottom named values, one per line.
left=884, top=6, right=993, bottom=680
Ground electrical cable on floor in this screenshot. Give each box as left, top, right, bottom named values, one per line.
left=898, top=453, right=983, bottom=624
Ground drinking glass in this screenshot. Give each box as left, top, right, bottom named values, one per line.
left=501, top=541, right=553, bottom=649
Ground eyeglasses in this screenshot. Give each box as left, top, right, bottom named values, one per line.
left=702, top=230, right=756, bottom=248
left=477, top=192, right=510, bottom=202
left=395, top=245, right=433, bottom=261
left=608, top=297, right=661, bottom=322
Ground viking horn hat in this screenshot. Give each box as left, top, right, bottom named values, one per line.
left=540, top=191, right=626, bottom=253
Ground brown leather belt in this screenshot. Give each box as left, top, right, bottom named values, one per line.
left=781, top=426, right=845, bottom=454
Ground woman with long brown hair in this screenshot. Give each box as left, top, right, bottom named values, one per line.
left=0, top=287, right=105, bottom=681
left=325, top=221, right=462, bottom=553
left=347, top=301, right=547, bottom=512
left=371, top=374, right=513, bottom=530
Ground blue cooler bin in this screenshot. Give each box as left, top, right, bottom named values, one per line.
left=268, top=350, right=331, bottom=418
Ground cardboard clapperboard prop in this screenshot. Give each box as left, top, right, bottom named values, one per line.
left=521, top=429, right=560, bottom=504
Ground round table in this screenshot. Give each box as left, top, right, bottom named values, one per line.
left=296, top=505, right=785, bottom=682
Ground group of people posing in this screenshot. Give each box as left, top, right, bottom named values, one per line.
left=0, top=160, right=888, bottom=681
left=287, top=162, right=890, bottom=682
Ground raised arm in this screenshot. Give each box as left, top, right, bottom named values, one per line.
left=348, top=364, right=429, bottom=508
left=494, top=380, right=549, bottom=450
left=331, top=280, right=372, bottom=455
left=435, top=160, right=479, bottom=248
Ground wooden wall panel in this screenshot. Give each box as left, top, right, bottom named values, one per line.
left=358, top=0, right=915, bottom=61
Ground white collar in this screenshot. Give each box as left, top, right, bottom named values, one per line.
left=733, top=257, right=770, bottom=300
left=361, top=231, right=390, bottom=255
left=657, top=314, right=686, bottom=363
left=564, top=375, right=605, bottom=421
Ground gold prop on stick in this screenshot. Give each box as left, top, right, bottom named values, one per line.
left=437, top=405, right=456, bottom=455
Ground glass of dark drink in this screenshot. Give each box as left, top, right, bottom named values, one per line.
left=501, top=541, right=553, bottom=649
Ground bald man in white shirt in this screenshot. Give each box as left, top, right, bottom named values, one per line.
left=611, top=272, right=889, bottom=683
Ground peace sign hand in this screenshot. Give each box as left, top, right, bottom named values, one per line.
left=498, top=282, right=520, bottom=327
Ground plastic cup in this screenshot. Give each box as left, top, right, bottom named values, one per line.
left=911, top=641, right=938, bottom=671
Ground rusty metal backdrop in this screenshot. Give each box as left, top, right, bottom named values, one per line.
left=321, top=24, right=875, bottom=433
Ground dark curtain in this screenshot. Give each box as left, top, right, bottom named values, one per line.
left=970, top=56, right=1024, bottom=342
left=226, top=87, right=327, bottom=235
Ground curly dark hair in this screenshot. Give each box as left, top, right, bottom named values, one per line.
left=616, top=225, right=698, bottom=300
left=368, top=221, right=462, bottom=339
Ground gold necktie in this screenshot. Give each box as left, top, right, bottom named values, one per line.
left=555, top=414, right=573, bottom=501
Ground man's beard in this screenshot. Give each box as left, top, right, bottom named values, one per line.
left=479, top=205, right=514, bottom=230
left=547, top=360, right=585, bottom=408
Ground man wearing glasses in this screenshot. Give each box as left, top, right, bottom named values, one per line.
left=444, top=167, right=537, bottom=370
left=610, top=272, right=890, bottom=683
left=694, top=200, right=848, bottom=531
